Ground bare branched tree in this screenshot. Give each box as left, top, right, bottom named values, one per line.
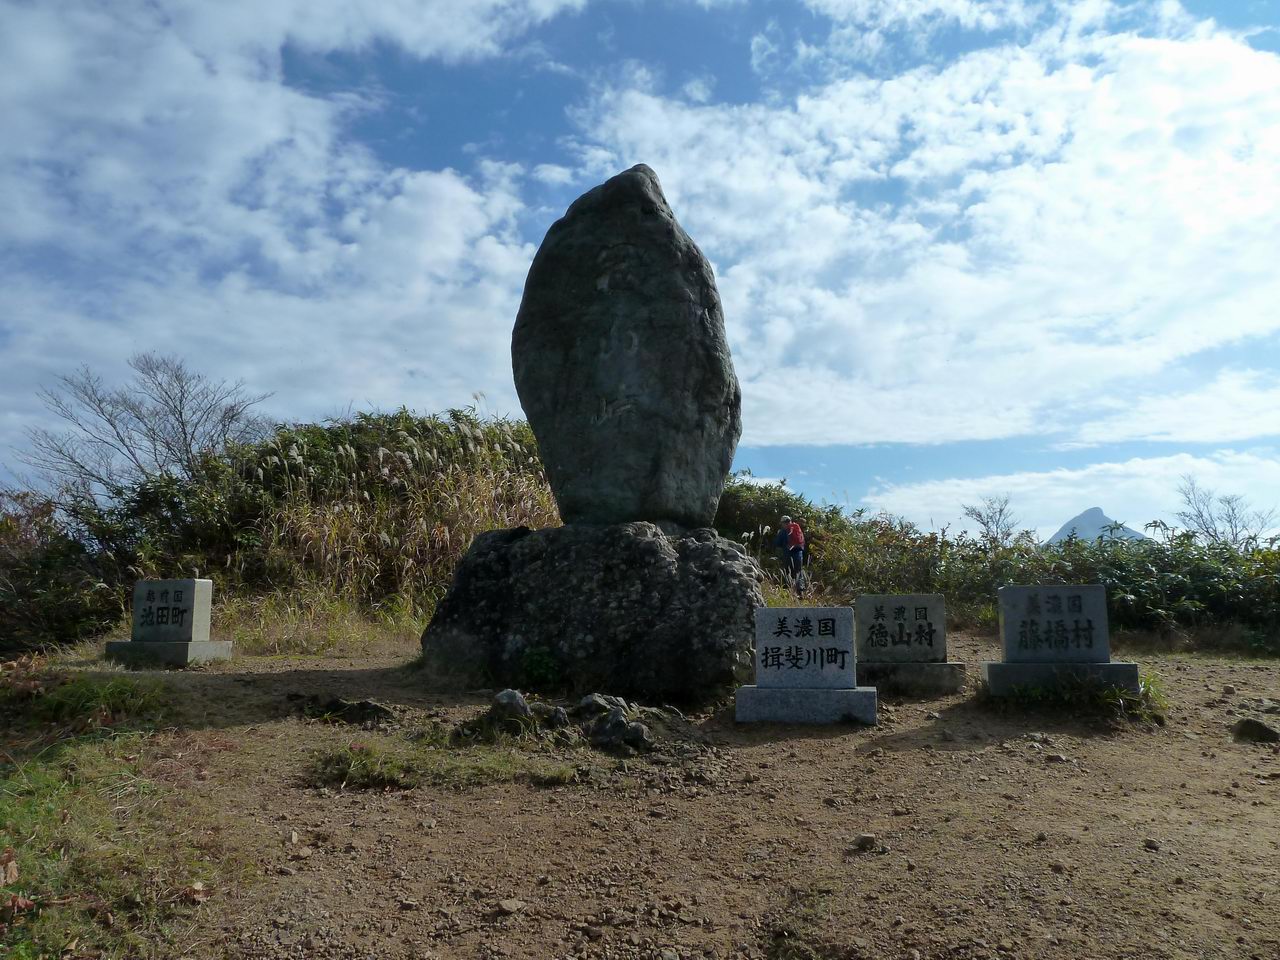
left=23, top=353, right=272, bottom=501
left=1176, top=475, right=1277, bottom=549
left=962, top=493, right=1019, bottom=548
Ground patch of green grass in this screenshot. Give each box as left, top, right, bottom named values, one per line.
left=0, top=734, right=239, bottom=958
left=763, top=885, right=845, bottom=960
left=309, top=739, right=419, bottom=790
left=28, top=675, right=167, bottom=727
left=0, top=665, right=169, bottom=738
left=1101, top=674, right=1169, bottom=724
left=983, top=672, right=1168, bottom=725
left=307, top=730, right=577, bottom=791
left=519, top=645, right=561, bottom=690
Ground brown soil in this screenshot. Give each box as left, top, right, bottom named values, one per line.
left=137, top=634, right=1278, bottom=960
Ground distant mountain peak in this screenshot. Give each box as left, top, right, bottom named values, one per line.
left=1048, top=507, right=1146, bottom=544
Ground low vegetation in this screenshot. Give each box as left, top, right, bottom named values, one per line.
left=977, top=672, right=1170, bottom=726
left=307, top=726, right=578, bottom=791
left=763, top=884, right=845, bottom=960
left=3, top=354, right=1277, bottom=657
left=719, top=474, right=1280, bottom=654
left=0, top=661, right=238, bottom=959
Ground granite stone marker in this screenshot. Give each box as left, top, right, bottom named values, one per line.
left=106, top=579, right=232, bottom=667
left=854, top=594, right=966, bottom=695
left=736, top=607, right=877, bottom=724
left=981, top=584, right=1139, bottom=694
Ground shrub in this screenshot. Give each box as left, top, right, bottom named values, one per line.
left=4, top=409, right=558, bottom=652
left=0, top=492, right=122, bottom=654
left=718, top=477, right=1280, bottom=647
left=6, top=412, right=1279, bottom=656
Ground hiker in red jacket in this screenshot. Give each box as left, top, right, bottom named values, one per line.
left=774, top=515, right=806, bottom=590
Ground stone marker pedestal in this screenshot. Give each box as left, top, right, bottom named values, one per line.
left=981, top=585, right=1139, bottom=695
left=106, top=579, right=231, bottom=667
left=735, top=608, right=877, bottom=724
left=854, top=594, right=966, bottom=696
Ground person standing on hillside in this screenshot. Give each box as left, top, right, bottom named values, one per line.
left=774, top=515, right=807, bottom=593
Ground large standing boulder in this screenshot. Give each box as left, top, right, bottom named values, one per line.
left=419, top=523, right=764, bottom=705
left=512, top=164, right=741, bottom=530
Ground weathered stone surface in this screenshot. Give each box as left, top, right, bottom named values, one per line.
left=492, top=689, right=534, bottom=723
left=734, top=686, right=877, bottom=724
left=419, top=522, right=764, bottom=705
left=1231, top=717, right=1280, bottom=743
left=753, top=607, right=855, bottom=689
left=855, top=594, right=946, bottom=663
left=857, top=660, right=967, bottom=696
left=131, top=578, right=213, bottom=644
left=512, top=164, right=741, bottom=529
left=998, top=584, right=1110, bottom=663
left=105, top=639, right=232, bottom=667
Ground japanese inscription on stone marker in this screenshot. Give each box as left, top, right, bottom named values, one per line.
left=131, top=579, right=213, bottom=645
left=997, top=584, right=1109, bottom=663
left=854, top=594, right=946, bottom=663
left=753, top=607, right=854, bottom=689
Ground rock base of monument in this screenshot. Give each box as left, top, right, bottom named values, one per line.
left=734, top=686, right=878, bottom=725
left=980, top=661, right=1140, bottom=696
left=857, top=661, right=967, bottom=696
left=419, top=522, right=764, bottom=706
left=106, top=640, right=233, bottom=667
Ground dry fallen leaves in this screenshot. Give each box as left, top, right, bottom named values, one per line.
left=0, top=847, right=18, bottom=886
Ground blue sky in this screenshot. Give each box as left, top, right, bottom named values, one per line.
left=2, top=0, right=1280, bottom=537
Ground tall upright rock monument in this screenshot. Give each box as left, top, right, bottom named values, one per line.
left=420, top=165, right=763, bottom=704
left=513, top=163, right=742, bottom=530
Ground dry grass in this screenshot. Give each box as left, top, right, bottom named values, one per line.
left=253, top=418, right=559, bottom=623
left=210, top=589, right=421, bottom=656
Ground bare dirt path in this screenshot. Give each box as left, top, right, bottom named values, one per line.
left=145, top=634, right=1278, bottom=960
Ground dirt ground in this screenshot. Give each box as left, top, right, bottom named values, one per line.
left=127, top=633, right=1278, bottom=960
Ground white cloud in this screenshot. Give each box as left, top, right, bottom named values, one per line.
left=5, top=0, right=1280, bottom=511
left=0, top=0, right=586, bottom=476
left=567, top=4, right=1280, bottom=446
left=864, top=450, right=1280, bottom=538
left=1076, top=370, right=1280, bottom=445
left=802, top=0, right=1037, bottom=32
left=532, top=163, right=575, bottom=185
left=682, top=75, right=716, bottom=103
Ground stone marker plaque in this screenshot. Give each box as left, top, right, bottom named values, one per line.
left=755, top=607, right=854, bottom=689
left=983, top=584, right=1137, bottom=695
left=131, top=579, right=213, bottom=644
left=736, top=607, right=876, bottom=724
left=854, top=593, right=965, bottom=695
left=855, top=594, right=945, bottom=663
left=108, top=578, right=229, bottom=667
left=998, top=584, right=1108, bottom=663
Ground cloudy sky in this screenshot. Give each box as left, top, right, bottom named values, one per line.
left=2, top=0, right=1279, bottom=537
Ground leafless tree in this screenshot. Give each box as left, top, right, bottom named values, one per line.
left=962, top=493, right=1019, bottom=548
left=23, top=353, right=272, bottom=501
left=1176, top=475, right=1277, bottom=549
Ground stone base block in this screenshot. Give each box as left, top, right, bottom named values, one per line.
left=857, top=661, right=967, bottom=696
left=420, top=523, right=764, bottom=706
left=106, top=640, right=233, bottom=667
left=981, top=661, right=1140, bottom=696
left=735, top=686, right=877, bottom=725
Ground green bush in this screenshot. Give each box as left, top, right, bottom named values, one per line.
left=3, top=409, right=557, bottom=653
left=1, top=492, right=122, bottom=653
left=717, top=477, right=1280, bottom=651
left=6, top=415, right=1279, bottom=657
